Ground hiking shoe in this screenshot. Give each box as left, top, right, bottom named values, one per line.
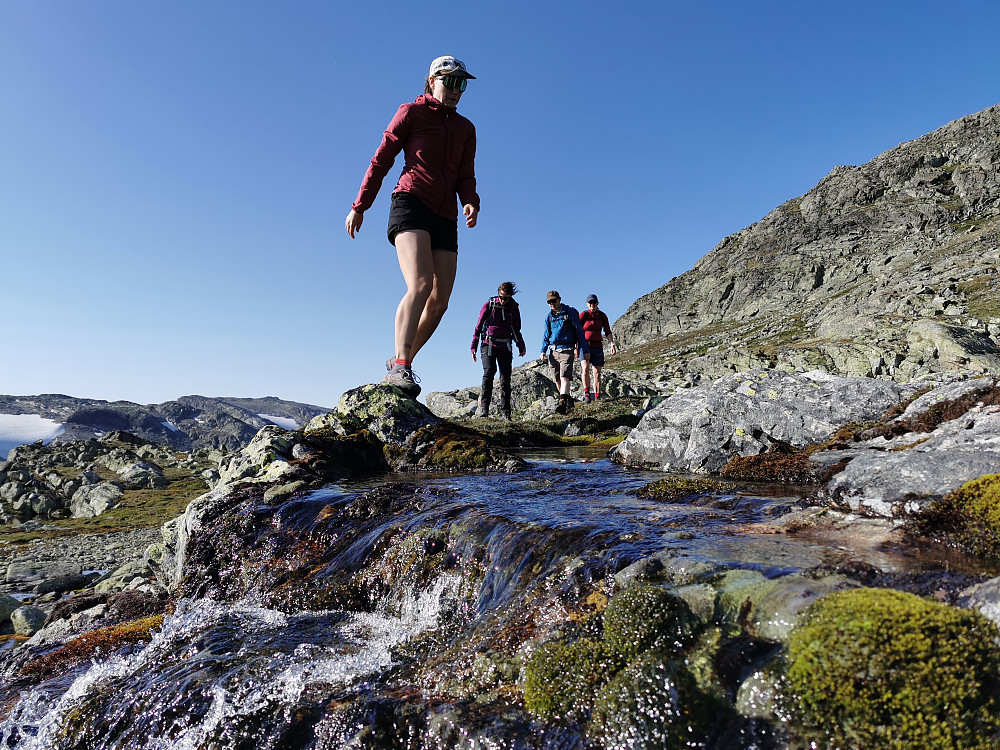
left=582, top=392, right=593, bottom=403
left=384, top=365, right=421, bottom=397
left=476, top=402, right=489, bottom=418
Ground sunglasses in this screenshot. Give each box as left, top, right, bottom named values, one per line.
left=438, top=75, right=468, bottom=92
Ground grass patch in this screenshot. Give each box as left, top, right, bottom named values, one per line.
left=958, top=275, right=1000, bottom=320
left=0, top=474, right=208, bottom=547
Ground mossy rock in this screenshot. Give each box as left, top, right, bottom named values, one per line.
left=913, top=472, right=1000, bottom=557
left=636, top=476, right=740, bottom=501
left=590, top=654, right=726, bottom=749
left=714, top=570, right=779, bottom=631
left=522, top=638, right=625, bottom=720
left=785, top=587, right=1000, bottom=749
left=384, top=422, right=526, bottom=472
left=603, top=585, right=700, bottom=660
left=719, top=447, right=820, bottom=483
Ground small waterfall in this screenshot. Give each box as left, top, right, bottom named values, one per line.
left=4, top=453, right=991, bottom=749
left=3, top=576, right=466, bottom=750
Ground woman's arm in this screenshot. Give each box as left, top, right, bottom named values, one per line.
left=349, top=104, right=412, bottom=223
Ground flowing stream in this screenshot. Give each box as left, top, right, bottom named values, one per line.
left=1, top=448, right=988, bottom=749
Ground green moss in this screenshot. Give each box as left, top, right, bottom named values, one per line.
left=603, top=585, right=700, bottom=660
left=785, top=588, right=1000, bottom=749
left=590, top=654, right=724, bottom=749
left=912, top=473, right=1000, bottom=557
left=719, top=448, right=819, bottom=483
left=589, top=435, right=625, bottom=449
left=522, top=638, right=625, bottom=720
left=958, top=273, right=1000, bottom=320
left=637, top=476, right=739, bottom=501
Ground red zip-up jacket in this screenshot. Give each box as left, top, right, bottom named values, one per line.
left=352, top=94, right=479, bottom=221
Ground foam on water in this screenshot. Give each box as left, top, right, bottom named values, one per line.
left=1, top=578, right=463, bottom=750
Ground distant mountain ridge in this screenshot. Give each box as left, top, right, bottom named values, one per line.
left=610, top=103, right=1000, bottom=387
left=0, top=394, right=330, bottom=454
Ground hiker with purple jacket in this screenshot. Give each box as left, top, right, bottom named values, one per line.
left=471, top=281, right=526, bottom=419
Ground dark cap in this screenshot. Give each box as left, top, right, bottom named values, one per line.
left=586, top=294, right=598, bottom=304
left=546, top=290, right=560, bottom=303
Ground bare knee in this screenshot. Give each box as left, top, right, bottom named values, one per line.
left=424, top=296, right=449, bottom=322
left=405, top=279, right=434, bottom=306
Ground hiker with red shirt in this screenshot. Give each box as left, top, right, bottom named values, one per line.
left=345, top=55, right=480, bottom=397
left=471, top=281, right=526, bottom=420
left=580, top=294, right=616, bottom=402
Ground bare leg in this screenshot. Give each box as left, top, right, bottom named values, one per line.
left=409, top=249, right=458, bottom=358
left=393, top=231, right=435, bottom=362
left=594, top=366, right=603, bottom=396
left=582, top=359, right=592, bottom=392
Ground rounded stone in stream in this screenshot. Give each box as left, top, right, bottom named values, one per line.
left=603, top=585, right=700, bottom=659
left=590, top=655, right=726, bottom=749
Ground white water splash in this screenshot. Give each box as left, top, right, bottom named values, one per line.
left=2, top=578, right=463, bottom=750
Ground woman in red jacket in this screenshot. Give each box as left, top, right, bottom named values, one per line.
left=345, top=56, right=480, bottom=397
left=580, top=294, right=617, bottom=402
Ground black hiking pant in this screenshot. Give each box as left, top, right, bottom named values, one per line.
left=480, top=343, right=513, bottom=415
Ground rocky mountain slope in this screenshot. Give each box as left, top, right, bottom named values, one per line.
left=0, top=394, right=330, bottom=454
left=611, top=103, right=1000, bottom=389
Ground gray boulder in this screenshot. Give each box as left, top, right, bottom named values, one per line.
left=337, top=384, right=441, bottom=445
left=98, top=451, right=168, bottom=490
left=958, top=577, right=1000, bottom=628
left=70, top=482, right=125, bottom=518
left=11, top=605, right=47, bottom=636
left=813, top=402, right=1000, bottom=517
left=1, top=593, right=21, bottom=625
left=611, top=369, right=906, bottom=473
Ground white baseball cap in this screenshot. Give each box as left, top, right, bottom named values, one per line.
left=428, top=55, right=476, bottom=79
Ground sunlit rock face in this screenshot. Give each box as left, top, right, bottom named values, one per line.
left=612, top=369, right=907, bottom=473
left=612, top=104, right=1000, bottom=390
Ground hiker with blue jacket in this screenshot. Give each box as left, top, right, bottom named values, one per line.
left=540, top=290, right=589, bottom=414
left=471, top=281, right=526, bottom=419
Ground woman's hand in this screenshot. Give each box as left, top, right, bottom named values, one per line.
left=463, top=204, right=478, bottom=228
left=346, top=210, right=364, bottom=238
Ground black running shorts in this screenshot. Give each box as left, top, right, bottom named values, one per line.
left=387, top=192, right=459, bottom=253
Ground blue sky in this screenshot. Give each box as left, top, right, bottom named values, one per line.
left=2, top=0, right=999, bottom=409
